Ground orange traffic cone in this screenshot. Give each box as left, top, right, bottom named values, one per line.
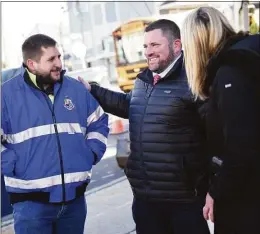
left=111, top=119, right=124, bottom=135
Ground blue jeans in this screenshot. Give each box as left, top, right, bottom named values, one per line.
left=13, top=196, right=87, bottom=234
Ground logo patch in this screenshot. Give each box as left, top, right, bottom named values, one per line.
left=164, top=90, right=171, bottom=94
left=64, top=97, right=75, bottom=110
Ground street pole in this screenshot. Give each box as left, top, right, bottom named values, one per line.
left=75, top=0, right=88, bottom=68
left=242, top=0, right=249, bottom=31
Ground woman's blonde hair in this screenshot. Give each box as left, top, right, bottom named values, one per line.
left=181, top=7, right=236, bottom=100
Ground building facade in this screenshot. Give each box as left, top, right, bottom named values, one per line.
left=67, top=1, right=156, bottom=81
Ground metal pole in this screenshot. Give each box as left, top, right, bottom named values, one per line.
left=75, top=0, right=88, bottom=69
left=242, top=0, right=249, bottom=31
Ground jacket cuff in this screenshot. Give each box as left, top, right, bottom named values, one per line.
left=1, top=148, right=16, bottom=176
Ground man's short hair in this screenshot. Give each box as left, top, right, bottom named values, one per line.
left=145, top=19, right=181, bottom=42
left=22, top=34, right=57, bottom=63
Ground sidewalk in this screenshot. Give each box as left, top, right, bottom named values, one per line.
left=84, top=177, right=136, bottom=234
left=1, top=218, right=14, bottom=234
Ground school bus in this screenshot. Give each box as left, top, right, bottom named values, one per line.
left=112, top=18, right=154, bottom=92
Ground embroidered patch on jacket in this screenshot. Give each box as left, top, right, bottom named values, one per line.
left=64, top=97, right=75, bottom=110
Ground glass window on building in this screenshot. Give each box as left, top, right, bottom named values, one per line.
left=69, top=2, right=90, bottom=33
left=93, top=4, right=103, bottom=25
left=82, top=12, right=91, bottom=31
left=69, top=13, right=81, bottom=34
left=109, top=41, right=114, bottom=52
left=105, top=2, right=117, bottom=22
left=97, top=43, right=103, bottom=53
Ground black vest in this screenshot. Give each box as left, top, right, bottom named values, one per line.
left=125, top=57, right=208, bottom=202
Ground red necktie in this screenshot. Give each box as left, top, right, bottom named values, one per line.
left=153, top=74, right=161, bottom=85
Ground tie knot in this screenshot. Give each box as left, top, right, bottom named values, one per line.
left=153, top=74, right=161, bottom=85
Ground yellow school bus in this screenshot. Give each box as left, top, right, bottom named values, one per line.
left=112, top=18, right=154, bottom=92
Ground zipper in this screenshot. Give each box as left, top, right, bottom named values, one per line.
left=51, top=111, right=66, bottom=202
left=141, top=83, right=152, bottom=197
left=42, top=88, right=66, bottom=203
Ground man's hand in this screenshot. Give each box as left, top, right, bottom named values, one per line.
left=78, top=76, right=91, bottom=91
left=203, top=193, right=214, bottom=222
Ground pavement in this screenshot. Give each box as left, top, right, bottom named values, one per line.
left=84, top=177, right=136, bottom=234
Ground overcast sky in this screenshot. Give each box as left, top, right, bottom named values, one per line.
left=2, top=0, right=65, bottom=67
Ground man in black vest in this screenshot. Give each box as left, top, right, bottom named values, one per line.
left=79, top=19, right=210, bottom=234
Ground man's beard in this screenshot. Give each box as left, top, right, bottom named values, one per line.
left=154, top=46, right=175, bottom=74
left=36, top=71, right=60, bottom=85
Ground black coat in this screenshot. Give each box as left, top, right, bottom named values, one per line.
left=91, top=55, right=208, bottom=203
left=206, top=34, right=260, bottom=234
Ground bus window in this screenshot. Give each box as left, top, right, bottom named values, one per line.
left=115, top=30, right=146, bottom=66
left=115, top=37, right=128, bottom=65
left=121, top=30, right=145, bottom=64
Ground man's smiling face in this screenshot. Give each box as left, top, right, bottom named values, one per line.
left=143, top=29, right=175, bottom=73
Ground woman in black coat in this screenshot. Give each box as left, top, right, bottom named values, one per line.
left=181, top=6, right=260, bottom=234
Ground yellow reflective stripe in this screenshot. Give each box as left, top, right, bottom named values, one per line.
left=6, top=123, right=84, bottom=144
left=1, top=145, right=7, bottom=153
left=4, top=170, right=92, bottom=189
left=87, top=106, right=105, bottom=127
left=86, top=132, right=107, bottom=145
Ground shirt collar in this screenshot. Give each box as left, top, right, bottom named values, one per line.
left=152, top=53, right=182, bottom=79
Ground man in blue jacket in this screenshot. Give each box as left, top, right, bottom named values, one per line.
left=1, top=34, right=109, bottom=234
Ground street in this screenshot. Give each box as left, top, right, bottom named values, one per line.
left=84, top=134, right=136, bottom=234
